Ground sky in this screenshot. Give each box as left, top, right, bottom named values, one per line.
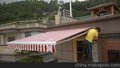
left=0, top=0, right=86, bottom=4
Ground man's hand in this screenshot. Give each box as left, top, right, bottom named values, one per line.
left=93, top=36, right=98, bottom=43
left=94, top=36, right=98, bottom=40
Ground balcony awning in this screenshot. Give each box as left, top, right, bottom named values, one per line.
left=7, top=27, right=90, bottom=53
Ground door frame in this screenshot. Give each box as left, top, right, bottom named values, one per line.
left=73, top=36, right=85, bottom=62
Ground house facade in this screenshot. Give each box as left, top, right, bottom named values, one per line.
left=47, top=2, right=120, bottom=62
left=0, top=20, right=47, bottom=61
left=49, top=14, right=120, bottom=62
left=0, top=2, right=120, bottom=62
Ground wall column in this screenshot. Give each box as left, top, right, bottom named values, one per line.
left=73, top=39, right=77, bottom=62
left=55, top=12, right=62, bottom=25
left=92, top=43, right=99, bottom=62
left=111, top=6, right=115, bottom=15
left=0, top=34, right=5, bottom=45
left=91, top=11, right=94, bottom=17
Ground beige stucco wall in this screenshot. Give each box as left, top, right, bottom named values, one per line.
left=0, top=33, right=19, bottom=55
left=55, top=13, right=77, bottom=25
left=92, top=43, right=99, bottom=62
left=53, top=34, right=100, bottom=62
left=31, top=32, right=40, bottom=36
left=0, top=34, right=5, bottom=45
left=20, top=32, right=25, bottom=38
left=0, top=46, right=15, bottom=55
left=55, top=12, right=62, bottom=25
left=3, top=31, right=40, bottom=45
left=48, top=15, right=120, bottom=62
left=0, top=31, right=40, bottom=55
left=4, top=32, right=20, bottom=45
left=53, top=40, right=74, bottom=62
left=61, top=16, right=77, bottom=24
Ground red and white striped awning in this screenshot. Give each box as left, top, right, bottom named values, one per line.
left=7, top=27, right=90, bottom=53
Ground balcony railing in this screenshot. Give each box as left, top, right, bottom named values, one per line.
left=0, top=20, right=47, bottom=30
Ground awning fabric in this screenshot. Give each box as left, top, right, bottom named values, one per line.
left=7, top=27, right=90, bottom=53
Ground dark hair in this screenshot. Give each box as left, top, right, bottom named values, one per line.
left=95, top=27, right=101, bottom=32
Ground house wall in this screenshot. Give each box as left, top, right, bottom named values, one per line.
left=1, top=31, right=41, bottom=45
left=55, top=12, right=77, bottom=25
left=31, top=32, right=40, bottom=36
left=0, top=31, right=41, bottom=55
left=0, top=21, right=47, bottom=61
left=0, top=46, right=16, bottom=55
left=60, top=16, right=77, bottom=24
left=53, top=40, right=74, bottom=62
left=48, top=15, right=120, bottom=35
left=0, top=31, right=44, bottom=62
left=72, top=35, right=99, bottom=62
left=53, top=34, right=99, bottom=62
left=0, top=34, right=5, bottom=45
left=102, top=39, right=120, bottom=62
left=0, top=33, right=20, bottom=55
left=4, top=32, right=20, bottom=45
left=99, top=34, right=120, bottom=62
left=49, top=15, right=120, bottom=62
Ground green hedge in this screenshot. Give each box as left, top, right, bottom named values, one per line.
left=16, top=55, right=43, bottom=63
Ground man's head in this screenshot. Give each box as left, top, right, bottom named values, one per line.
left=95, top=27, right=101, bottom=33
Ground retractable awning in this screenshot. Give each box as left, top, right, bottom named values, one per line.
left=7, top=27, right=90, bottom=53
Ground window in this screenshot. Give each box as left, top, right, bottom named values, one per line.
left=108, top=50, right=120, bottom=62
left=25, top=32, right=31, bottom=37
left=8, top=37, right=15, bottom=42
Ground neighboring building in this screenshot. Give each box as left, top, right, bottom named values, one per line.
left=0, top=20, right=47, bottom=61
left=1, top=2, right=120, bottom=62
left=88, top=2, right=119, bottom=17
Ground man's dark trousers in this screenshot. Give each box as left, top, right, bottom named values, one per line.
left=83, top=39, right=93, bottom=63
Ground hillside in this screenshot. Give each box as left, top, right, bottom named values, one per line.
left=0, top=0, right=120, bottom=24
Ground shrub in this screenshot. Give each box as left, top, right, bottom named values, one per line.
left=16, top=55, right=43, bottom=63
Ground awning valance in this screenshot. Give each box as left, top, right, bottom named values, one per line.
left=7, top=27, right=90, bottom=53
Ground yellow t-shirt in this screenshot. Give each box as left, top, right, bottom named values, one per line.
left=85, top=29, right=98, bottom=43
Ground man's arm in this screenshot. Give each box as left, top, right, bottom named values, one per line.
left=93, top=31, right=99, bottom=43
left=92, top=36, right=98, bottom=44
left=93, top=36, right=98, bottom=42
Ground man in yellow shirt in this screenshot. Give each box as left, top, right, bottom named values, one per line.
left=84, top=27, right=101, bottom=63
